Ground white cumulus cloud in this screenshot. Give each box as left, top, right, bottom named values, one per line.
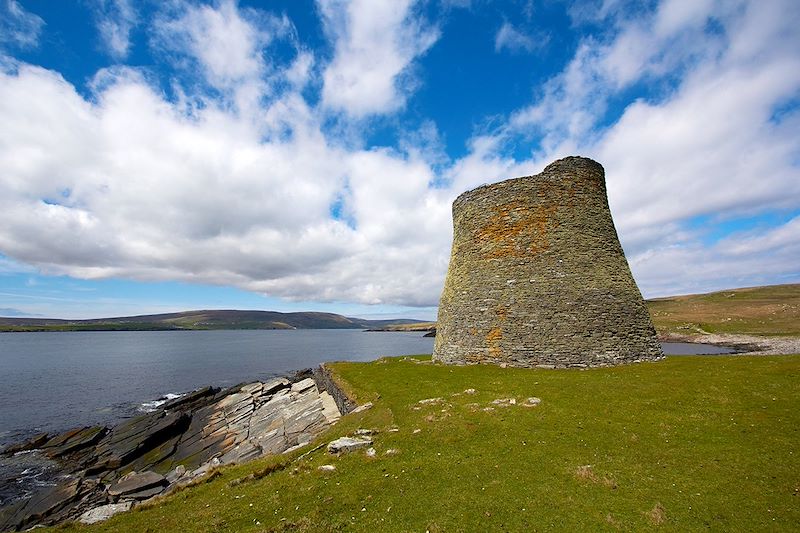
left=0, top=0, right=454, bottom=307
left=94, top=0, right=137, bottom=60
left=319, top=0, right=439, bottom=118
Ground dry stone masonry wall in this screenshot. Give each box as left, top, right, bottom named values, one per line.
left=433, top=156, right=663, bottom=368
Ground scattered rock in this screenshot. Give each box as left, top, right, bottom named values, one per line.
left=412, top=429, right=421, bottom=434
left=108, top=471, right=166, bottom=498
left=463, top=388, right=477, bottom=395
left=522, top=397, right=542, bottom=407
left=78, top=502, right=133, bottom=524
left=353, top=429, right=374, bottom=436
left=189, top=463, right=212, bottom=479
left=291, top=378, right=316, bottom=394
left=365, top=448, right=377, bottom=458
left=123, top=485, right=167, bottom=500
left=351, top=402, right=373, bottom=414
left=384, top=449, right=400, bottom=456
left=166, top=464, right=187, bottom=484
left=327, top=437, right=373, bottom=454
left=491, top=398, right=516, bottom=407
left=417, top=397, right=443, bottom=405
left=318, top=465, right=336, bottom=472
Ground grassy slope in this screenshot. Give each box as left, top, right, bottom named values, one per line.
left=61, top=354, right=800, bottom=532
left=647, top=284, right=800, bottom=337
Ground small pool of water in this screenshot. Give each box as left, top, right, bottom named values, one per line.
left=661, top=342, right=737, bottom=355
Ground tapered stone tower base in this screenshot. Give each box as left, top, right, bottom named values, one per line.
left=433, top=156, right=663, bottom=368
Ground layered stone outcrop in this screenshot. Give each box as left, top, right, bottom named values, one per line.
left=433, top=156, right=663, bottom=368
left=0, top=374, right=343, bottom=531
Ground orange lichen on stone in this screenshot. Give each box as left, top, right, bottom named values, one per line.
left=495, top=305, right=508, bottom=321
left=476, top=201, right=558, bottom=259
left=486, top=327, right=502, bottom=358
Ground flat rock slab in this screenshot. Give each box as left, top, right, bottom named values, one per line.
left=162, top=386, right=219, bottom=411
left=263, top=378, right=291, bottom=395
left=291, top=378, right=316, bottom=393
left=123, top=485, right=166, bottom=500
left=1, top=478, right=85, bottom=531
left=351, top=402, right=373, bottom=414
left=319, top=391, right=341, bottom=423
left=93, top=411, right=189, bottom=470
left=327, top=437, right=373, bottom=454
left=1, top=433, right=50, bottom=456
left=42, top=426, right=107, bottom=458
left=78, top=502, right=133, bottom=524
left=108, top=471, right=166, bottom=497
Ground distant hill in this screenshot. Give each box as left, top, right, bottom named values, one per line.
left=5, top=284, right=796, bottom=335
left=0, top=310, right=425, bottom=332
left=647, top=283, right=800, bottom=336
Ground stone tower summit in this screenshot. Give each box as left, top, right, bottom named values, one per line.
left=433, top=156, right=663, bottom=368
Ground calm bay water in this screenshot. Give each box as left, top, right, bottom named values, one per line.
left=0, top=329, right=434, bottom=448
left=0, top=331, right=734, bottom=449
left=660, top=342, right=735, bottom=355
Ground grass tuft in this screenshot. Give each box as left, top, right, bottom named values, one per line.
left=645, top=502, right=667, bottom=526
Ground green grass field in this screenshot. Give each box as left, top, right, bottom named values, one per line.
left=58, top=354, right=800, bottom=532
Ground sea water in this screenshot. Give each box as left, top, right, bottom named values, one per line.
left=0, top=329, right=434, bottom=448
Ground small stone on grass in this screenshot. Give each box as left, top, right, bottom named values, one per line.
left=522, top=397, right=542, bottom=407
left=327, top=436, right=373, bottom=454
left=351, top=402, right=373, bottom=414
left=491, top=398, right=516, bottom=406
left=418, top=397, right=443, bottom=405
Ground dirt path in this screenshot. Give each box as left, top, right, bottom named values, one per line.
left=660, top=332, right=800, bottom=355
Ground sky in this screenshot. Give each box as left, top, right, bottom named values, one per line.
left=0, top=0, right=798, bottom=320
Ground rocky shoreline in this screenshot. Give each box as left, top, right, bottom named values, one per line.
left=0, top=367, right=349, bottom=531
left=658, top=332, right=800, bottom=355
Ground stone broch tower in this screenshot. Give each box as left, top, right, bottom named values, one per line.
left=433, top=156, right=663, bottom=368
